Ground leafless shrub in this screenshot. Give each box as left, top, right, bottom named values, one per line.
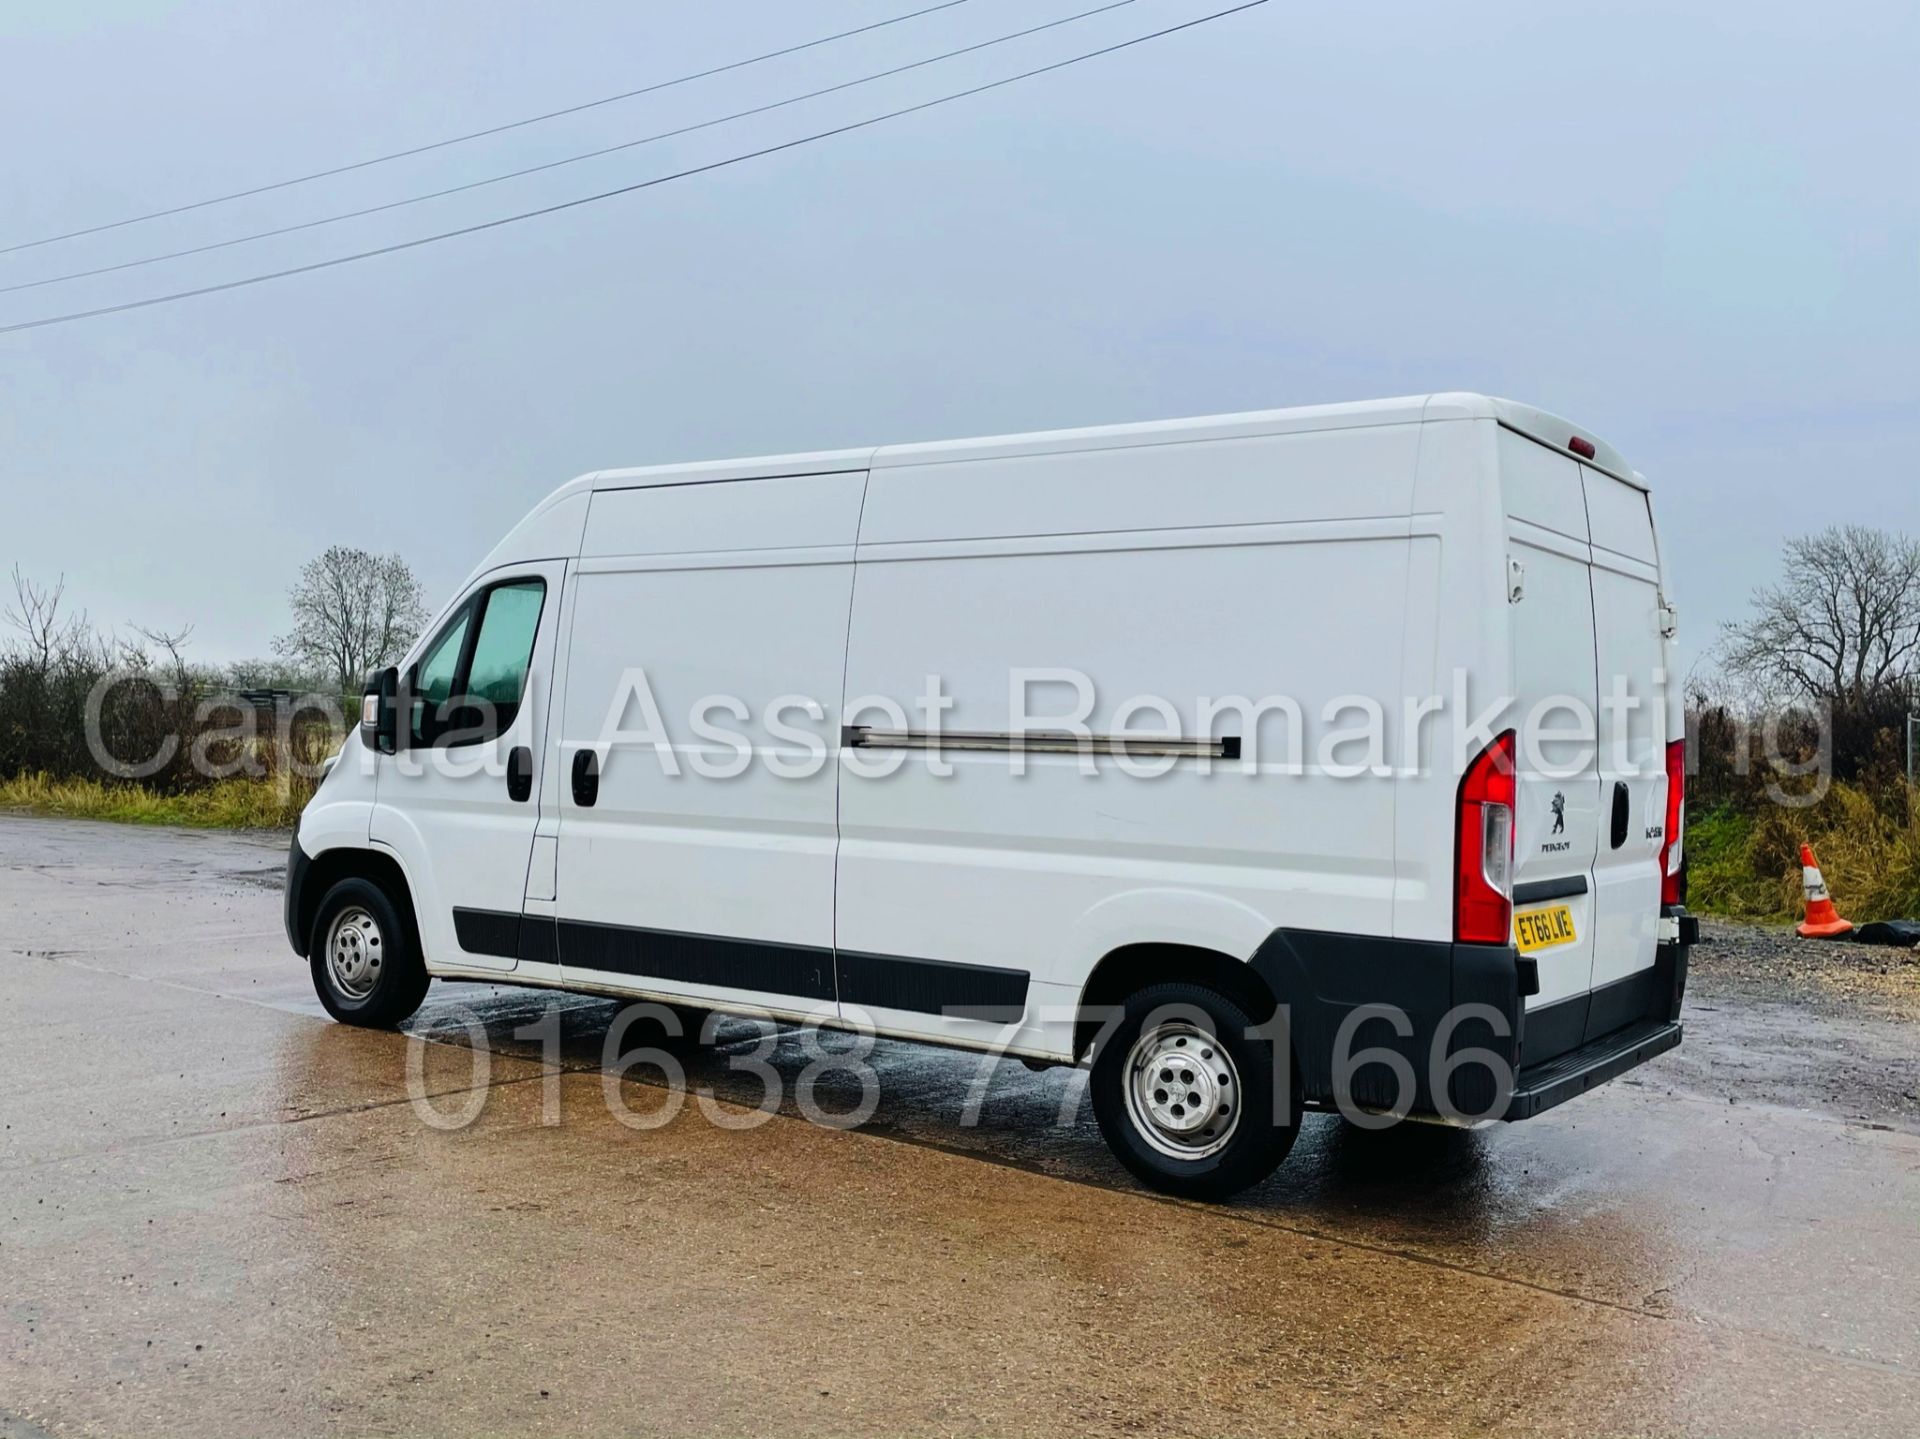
left=0, top=570, right=341, bottom=799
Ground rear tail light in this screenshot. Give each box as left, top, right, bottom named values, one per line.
left=1456, top=730, right=1517, bottom=945
left=1659, top=737, right=1686, bottom=907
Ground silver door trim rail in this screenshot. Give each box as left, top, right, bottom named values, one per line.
left=841, top=726, right=1242, bottom=760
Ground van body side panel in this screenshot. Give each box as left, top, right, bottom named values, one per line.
left=550, top=473, right=865, bottom=1008
left=860, top=424, right=1421, bottom=542
left=839, top=425, right=1420, bottom=1057
left=582, top=469, right=869, bottom=555
left=1392, top=415, right=1505, bottom=946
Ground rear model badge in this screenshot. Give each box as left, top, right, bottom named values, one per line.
left=1550, top=791, right=1566, bottom=835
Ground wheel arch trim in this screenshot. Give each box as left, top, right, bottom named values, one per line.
left=1073, top=941, right=1285, bottom=1063
left=286, top=838, right=424, bottom=967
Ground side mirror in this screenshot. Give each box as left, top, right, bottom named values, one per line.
left=361, top=666, right=401, bottom=754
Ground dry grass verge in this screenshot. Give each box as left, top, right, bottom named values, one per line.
left=0, top=772, right=310, bottom=829
left=1688, top=781, right=1920, bottom=924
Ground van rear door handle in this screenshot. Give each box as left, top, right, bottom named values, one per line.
left=1610, top=780, right=1630, bottom=849
left=571, top=749, right=600, bottom=808
left=506, top=746, right=533, bottom=802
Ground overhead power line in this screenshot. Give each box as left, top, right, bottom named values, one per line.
left=0, top=1, right=1269, bottom=338
left=0, top=0, right=975, bottom=256
left=0, top=0, right=1141, bottom=298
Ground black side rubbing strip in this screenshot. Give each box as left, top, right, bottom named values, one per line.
left=557, top=919, right=837, bottom=1002
left=452, top=907, right=522, bottom=959
left=835, top=950, right=1030, bottom=1021
left=1513, top=874, right=1590, bottom=905
left=517, top=915, right=558, bottom=967
left=547, top=917, right=1032, bottom=1018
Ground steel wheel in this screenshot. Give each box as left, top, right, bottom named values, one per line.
left=325, top=905, right=385, bottom=1001
left=1122, top=1018, right=1242, bottom=1161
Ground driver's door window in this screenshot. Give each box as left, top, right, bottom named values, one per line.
left=410, top=604, right=472, bottom=746
left=464, top=581, right=544, bottom=724
left=408, top=580, right=546, bottom=747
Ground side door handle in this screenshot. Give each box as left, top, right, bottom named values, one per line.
left=507, top=746, right=533, bottom=803
left=570, top=748, right=600, bottom=808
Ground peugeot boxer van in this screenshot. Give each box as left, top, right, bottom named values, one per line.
left=285, top=393, right=1693, bottom=1199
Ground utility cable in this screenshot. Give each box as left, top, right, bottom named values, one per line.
left=0, top=0, right=976, bottom=255
left=0, top=0, right=1140, bottom=297
left=0, top=2, right=1269, bottom=337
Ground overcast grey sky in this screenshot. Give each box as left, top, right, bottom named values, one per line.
left=3, top=0, right=1915, bottom=675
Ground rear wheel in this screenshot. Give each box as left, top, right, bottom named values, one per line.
left=309, top=877, right=429, bottom=1028
left=1091, top=981, right=1299, bottom=1200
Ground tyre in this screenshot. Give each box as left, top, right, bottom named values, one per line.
left=1091, top=981, right=1300, bottom=1200
left=309, top=877, right=430, bottom=1028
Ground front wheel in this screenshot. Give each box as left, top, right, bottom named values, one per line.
left=309, top=877, right=429, bottom=1028
left=1091, top=981, right=1300, bottom=1200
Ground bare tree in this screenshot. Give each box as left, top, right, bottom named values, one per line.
left=1721, top=526, right=1920, bottom=705
left=5, top=566, right=83, bottom=677
left=274, top=547, right=429, bottom=694
left=128, top=622, right=195, bottom=684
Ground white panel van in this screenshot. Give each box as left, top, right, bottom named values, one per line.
left=286, top=394, right=1693, bottom=1199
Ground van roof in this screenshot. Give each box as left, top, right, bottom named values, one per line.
left=561, top=392, right=1641, bottom=499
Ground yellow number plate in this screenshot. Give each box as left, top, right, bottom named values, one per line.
left=1514, top=905, right=1577, bottom=953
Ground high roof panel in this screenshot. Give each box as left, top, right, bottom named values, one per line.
left=557, top=392, right=1638, bottom=496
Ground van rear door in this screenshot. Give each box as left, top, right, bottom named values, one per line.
left=1581, top=465, right=1670, bottom=1038
left=1498, top=428, right=1603, bottom=1062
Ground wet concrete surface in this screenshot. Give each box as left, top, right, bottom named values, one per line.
left=2, top=816, right=1918, bottom=1436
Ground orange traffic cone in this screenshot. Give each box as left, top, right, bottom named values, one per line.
left=1796, top=843, right=1854, bottom=938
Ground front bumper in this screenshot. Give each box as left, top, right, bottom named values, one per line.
left=284, top=827, right=313, bottom=957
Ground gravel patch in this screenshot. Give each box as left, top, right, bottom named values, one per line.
left=1662, top=918, right=1920, bottom=1130
left=1693, top=917, right=1920, bottom=1019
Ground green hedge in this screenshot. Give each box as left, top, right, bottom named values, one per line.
left=1687, top=784, right=1920, bottom=923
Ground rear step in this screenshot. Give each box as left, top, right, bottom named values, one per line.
left=1504, top=1019, right=1682, bottom=1121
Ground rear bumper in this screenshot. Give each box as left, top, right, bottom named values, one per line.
left=1500, top=906, right=1692, bottom=1120
left=1504, top=1018, right=1682, bottom=1121
left=1249, top=907, right=1694, bottom=1123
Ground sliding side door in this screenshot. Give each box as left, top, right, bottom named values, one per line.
left=551, top=472, right=866, bottom=1017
